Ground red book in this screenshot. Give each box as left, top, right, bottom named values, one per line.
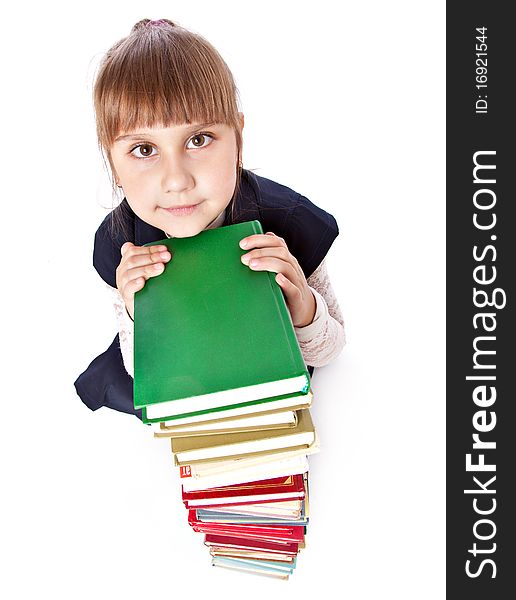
left=182, top=474, right=305, bottom=508
left=187, top=510, right=305, bottom=543
left=204, top=533, right=300, bottom=555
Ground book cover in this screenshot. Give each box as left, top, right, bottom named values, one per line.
left=174, top=443, right=314, bottom=468
left=200, top=499, right=304, bottom=520
left=182, top=474, right=305, bottom=508
left=171, top=409, right=315, bottom=463
left=143, top=390, right=312, bottom=426
left=191, top=523, right=305, bottom=544
left=180, top=454, right=309, bottom=493
left=215, top=556, right=297, bottom=570
left=177, top=434, right=319, bottom=480
left=195, top=506, right=308, bottom=526
left=204, top=533, right=300, bottom=555
left=210, top=548, right=297, bottom=563
left=134, top=221, right=309, bottom=420
left=211, top=557, right=294, bottom=580
left=187, top=512, right=305, bottom=543
left=153, top=410, right=297, bottom=439
left=212, top=556, right=296, bottom=573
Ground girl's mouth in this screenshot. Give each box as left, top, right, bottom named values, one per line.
left=161, top=203, right=201, bottom=216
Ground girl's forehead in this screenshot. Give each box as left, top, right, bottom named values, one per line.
left=116, top=117, right=188, bottom=132
left=113, top=121, right=231, bottom=143
left=118, top=120, right=228, bottom=133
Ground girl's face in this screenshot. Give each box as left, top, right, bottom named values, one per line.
left=109, top=117, right=243, bottom=238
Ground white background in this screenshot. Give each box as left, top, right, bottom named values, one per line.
left=1, top=1, right=445, bottom=598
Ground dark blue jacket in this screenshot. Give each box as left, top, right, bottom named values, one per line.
left=74, top=169, right=339, bottom=419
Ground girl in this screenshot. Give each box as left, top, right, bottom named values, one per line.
left=75, top=18, right=345, bottom=418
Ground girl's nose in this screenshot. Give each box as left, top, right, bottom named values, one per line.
left=161, top=155, right=194, bottom=194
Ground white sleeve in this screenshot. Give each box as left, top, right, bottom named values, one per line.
left=107, top=284, right=135, bottom=378
left=294, top=259, right=346, bottom=367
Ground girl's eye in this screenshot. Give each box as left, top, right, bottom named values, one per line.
left=130, top=144, right=157, bottom=158
left=187, top=133, right=213, bottom=149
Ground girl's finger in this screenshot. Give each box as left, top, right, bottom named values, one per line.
left=239, top=233, right=287, bottom=250
left=121, top=241, right=169, bottom=257
left=120, top=261, right=166, bottom=287
left=275, top=272, right=302, bottom=302
left=122, top=247, right=171, bottom=270
left=242, top=249, right=306, bottom=284
left=240, top=246, right=291, bottom=265
left=243, top=256, right=299, bottom=284
left=123, top=276, right=146, bottom=297
left=121, top=241, right=135, bottom=256
left=276, top=273, right=316, bottom=327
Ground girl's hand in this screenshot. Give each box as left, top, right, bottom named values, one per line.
left=239, top=232, right=316, bottom=327
left=116, top=242, right=172, bottom=320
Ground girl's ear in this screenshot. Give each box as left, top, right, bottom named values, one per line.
left=105, top=150, right=121, bottom=187
left=112, top=169, right=121, bottom=188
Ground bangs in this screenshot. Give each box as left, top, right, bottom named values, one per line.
left=94, top=27, right=240, bottom=149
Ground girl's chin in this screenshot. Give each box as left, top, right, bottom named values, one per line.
left=160, top=220, right=206, bottom=238
left=168, top=229, right=202, bottom=238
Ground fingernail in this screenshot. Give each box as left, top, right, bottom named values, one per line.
left=154, top=263, right=164, bottom=271
left=239, top=239, right=248, bottom=249
left=160, top=251, right=171, bottom=260
left=249, top=259, right=258, bottom=268
left=241, top=254, right=249, bottom=264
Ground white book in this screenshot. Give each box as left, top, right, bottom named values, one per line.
left=202, top=499, right=303, bottom=519
left=181, top=454, right=310, bottom=492
left=178, top=434, right=320, bottom=480
left=211, top=558, right=291, bottom=580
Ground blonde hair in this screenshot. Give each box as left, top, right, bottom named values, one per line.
left=93, top=19, right=243, bottom=219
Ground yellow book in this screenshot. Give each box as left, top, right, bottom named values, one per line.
left=177, top=434, right=320, bottom=477
left=171, top=409, right=315, bottom=465
left=150, top=390, right=312, bottom=429
left=153, top=410, right=297, bottom=439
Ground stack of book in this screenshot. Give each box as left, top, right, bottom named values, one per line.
left=134, top=221, right=319, bottom=580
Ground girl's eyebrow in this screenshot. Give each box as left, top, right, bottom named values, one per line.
left=114, top=122, right=218, bottom=143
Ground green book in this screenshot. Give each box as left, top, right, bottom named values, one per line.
left=134, top=220, right=309, bottom=422
left=142, top=390, right=312, bottom=425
